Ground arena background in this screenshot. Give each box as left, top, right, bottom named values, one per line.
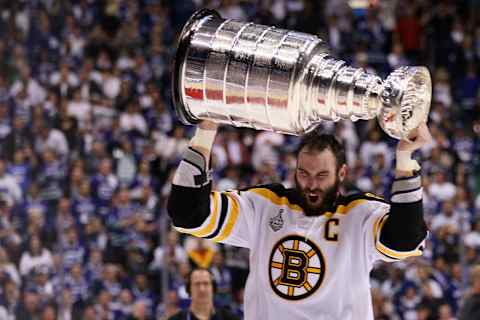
left=0, top=0, right=479, bottom=319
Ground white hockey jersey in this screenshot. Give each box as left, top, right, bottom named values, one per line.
left=171, top=150, right=426, bottom=320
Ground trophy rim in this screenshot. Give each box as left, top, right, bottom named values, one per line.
left=172, top=9, right=221, bottom=126
left=378, top=66, right=432, bottom=140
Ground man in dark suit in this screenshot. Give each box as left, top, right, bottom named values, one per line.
left=168, top=268, right=239, bottom=320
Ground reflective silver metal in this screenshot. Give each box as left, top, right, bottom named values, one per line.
left=172, top=9, right=431, bottom=139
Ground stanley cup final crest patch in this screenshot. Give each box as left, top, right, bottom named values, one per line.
left=270, top=209, right=284, bottom=232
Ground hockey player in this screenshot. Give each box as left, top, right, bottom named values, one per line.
left=168, top=120, right=430, bottom=320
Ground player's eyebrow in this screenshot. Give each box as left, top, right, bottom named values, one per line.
left=297, top=168, right=329, bottom=175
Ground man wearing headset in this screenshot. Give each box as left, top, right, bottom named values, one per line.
left=168, top=268, right=240, bottom=320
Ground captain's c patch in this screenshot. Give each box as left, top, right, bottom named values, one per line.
left=269, top=235, right=325, bottom=300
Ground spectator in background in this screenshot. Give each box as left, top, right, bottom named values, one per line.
left=465, top=220, right=480, bottom=249
left=429, top=171, right=457, bottom=203
left=0, top=158, right=22, bottom=206
left=67, top=89, right=91, bottom=129
left=130, top=273, right=155, bottom=316
left=84, top=216, right=108, bottom=251
left=0, top=102, right=12, bottom=147
left=84, top=140, right=108, bottom=175
left=16, top=290, right=42, bottom=319
left=395, top=282, right=422, bottom=319
left=387, top=41, right=409, bottom=71
left=55, top=197, right=76, bottom=236
left=1, top=114, right=34, bottom=162
left=57, top=289, right=74, bottom=320
left=129, top=160, right=156, bottom=199
left=36, top=148, right=67, bottom=211
left=359, top=128, right=392, bottom=167
left=433, top=68, right=453, bottom=108
left=395, top=4, right=423, bottom=61
left=218, top=128, right=250, bottom=169
left=94, top=263, right=122, bottom=301
left=0, top=219, right=17, bottom=269
left=145, top=91, right=172, bottom=134
left=49, top=61, right=79, bottom=98
left=431, top=200, right=460, bottom=233
left=210, top=251, right=232, bottom=306
left=216, top=166, right=240, bottom=191
left=72, top=180, right=96, bottom=226
left=0, top=246, right=20, bottom=286
left=26, top=265, right=55, bottom=304
left=61, top=227, right=85, bottom=270
left=459, top=264, right=480, bottom=320
left=158, top=290, right=181, bottom=320
left=150, top=230, right=188, bottom=272
left=0, top=279, right=20, bottom=319
left=64, top=263, right=89, bottom=305
left=105, top=187, right=137, bottom=265
left=120, top=102, right=147, bottom=136
left=7, top=148, right=32, bottom=196
left=154, top=126, right=189, bottom=165
left=19, top=235, right=53, bottom=277
left=130, top=300, right=150, bottom=320
left=81, top=303, right=98, bottom=320
left=91, top=158, right=118, bottom=218
left=33, top=122, right=69, bottom=159
left=112, top=288, right=134, bottom=319
left=114, top=136, right=137, bottom=186
left=94, top=289, right=114, bottom=320
left=10, top=64, right=46, bottom=107
left=251, top=131, right=284, bottom=171
left=168, top=268, right=240, bottom=320
left=185, top=238, right=217, bottom=269
left=438, top=303, right=456, bottom=320
left=458, top=63, right=480, bottom=118
left=85, top=247, right=105, bottom=284
left=68, top=163, right=86, bottom=198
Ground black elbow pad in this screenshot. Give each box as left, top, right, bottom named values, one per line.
left=167, top=183, right=212, bottom=229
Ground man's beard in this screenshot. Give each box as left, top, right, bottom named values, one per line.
left=294, top=176, right=340, bottom=217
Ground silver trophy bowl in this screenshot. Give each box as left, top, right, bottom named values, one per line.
left=172, top=9, right=431, bottom=140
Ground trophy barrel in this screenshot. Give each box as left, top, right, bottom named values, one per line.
left=173, top=8, right=329, bottom=135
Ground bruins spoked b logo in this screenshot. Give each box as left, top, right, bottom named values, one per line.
left=269, top=235, right=325, bottom=300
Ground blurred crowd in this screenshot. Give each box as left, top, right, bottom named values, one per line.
left=0, top=0, right=479, bottom=319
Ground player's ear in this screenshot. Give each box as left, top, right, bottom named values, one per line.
left=338, top=164, right=347, bottom=182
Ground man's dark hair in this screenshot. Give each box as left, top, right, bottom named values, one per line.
left=296, top=128, right=346, bottom=170
left=185, top=268, right=217, bottom=296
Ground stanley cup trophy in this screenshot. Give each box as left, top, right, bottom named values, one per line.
left=172, top=9, right=432, bottom=140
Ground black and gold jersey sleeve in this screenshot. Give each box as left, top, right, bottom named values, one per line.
left=167, top=147, right=253, bottom=248
left=374, top=172, right=428, bottom=261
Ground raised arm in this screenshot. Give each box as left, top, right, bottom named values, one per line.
left=376, top=123, right=431, bottom=260
left=167, top=121, right=254, bottom=248
left=167, top=120, right=218, bottom=229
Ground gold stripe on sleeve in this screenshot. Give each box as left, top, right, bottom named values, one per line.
left=374, top=214, right=423, bottom=259
left=212, top=192, right=240, bottom=242
left=376, top=242, right=423, bottom=259
left=175, top=192, right=220, bottom=237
